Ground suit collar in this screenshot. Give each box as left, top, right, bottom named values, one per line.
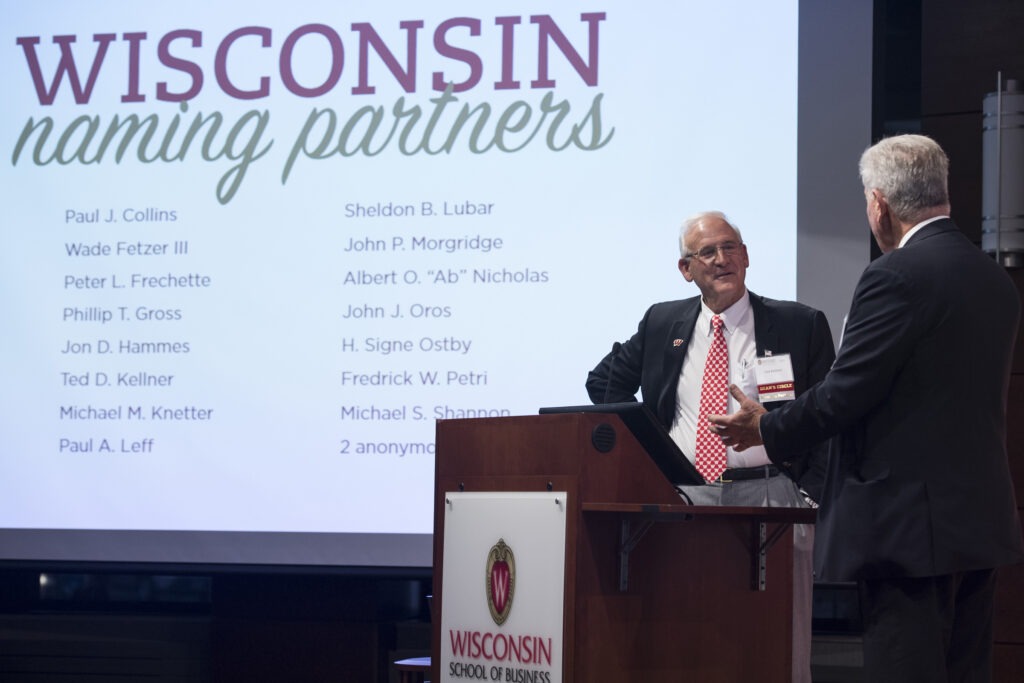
left=902, top=216, right=955, bottom=247
left=665, top=297, right=701, bottom=356
left=749, top=291, right=780, bottom=356
left=655, top=298, right=700, bottom=423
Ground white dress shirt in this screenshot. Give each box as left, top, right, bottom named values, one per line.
left=668, top=291, right=771, bottom=469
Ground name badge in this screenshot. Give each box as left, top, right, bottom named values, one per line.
left=755, top=353, right=796, bottom=402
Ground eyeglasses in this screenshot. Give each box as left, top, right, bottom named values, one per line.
left=685, top=241, right=743, bottom=263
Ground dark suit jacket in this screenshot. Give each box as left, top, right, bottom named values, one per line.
left=586, top=291, right=836, bottom=499
left=760, top=219, right=1024, bottom=581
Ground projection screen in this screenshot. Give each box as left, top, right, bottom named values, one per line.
left=0, top=0, right=871, bottom=568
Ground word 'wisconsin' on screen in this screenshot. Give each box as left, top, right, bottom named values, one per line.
left=11, top=13, right=614, bottom=205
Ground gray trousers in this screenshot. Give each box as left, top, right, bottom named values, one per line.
left=677, top=473, right=814, bottom=683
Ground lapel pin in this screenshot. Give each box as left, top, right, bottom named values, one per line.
left=672, top=339, right=685, bottom=347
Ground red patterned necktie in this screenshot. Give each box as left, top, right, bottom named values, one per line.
left=695, top=315, right=728, bottom=482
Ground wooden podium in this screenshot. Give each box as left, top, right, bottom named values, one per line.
left=431, top=412, right=814, bottom=683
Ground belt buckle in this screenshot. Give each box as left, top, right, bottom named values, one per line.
left=717, top=471, right=733, bottom=484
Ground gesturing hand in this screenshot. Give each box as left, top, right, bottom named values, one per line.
left=707, top=385, right=767, bottom=452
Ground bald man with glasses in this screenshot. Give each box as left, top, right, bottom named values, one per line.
left=586, top=210, right=835, bottom=683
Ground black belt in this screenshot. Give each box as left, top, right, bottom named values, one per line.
left=719, top=464, right=781, bottom=482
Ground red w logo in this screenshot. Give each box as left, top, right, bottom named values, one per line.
left=491, top=561, right=510, bottom=613
left=486, top=539, right=515, bottom=625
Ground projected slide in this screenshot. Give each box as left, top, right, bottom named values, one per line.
left=0, top=1, right=801, bottom=565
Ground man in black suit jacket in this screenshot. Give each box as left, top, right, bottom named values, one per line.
left=711, top=134, right=1024, bottom=682
left=587, top=211, right=835, bottom=683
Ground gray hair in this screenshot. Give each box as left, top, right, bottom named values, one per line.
left=859, top=134, right=949, bottom=224
left=678, top=211, right=743, bottom=258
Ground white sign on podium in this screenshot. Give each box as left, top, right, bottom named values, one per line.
left=439, top=491, right=567, bottom=683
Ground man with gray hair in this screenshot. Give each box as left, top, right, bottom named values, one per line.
left=710, top=134, right=1024, bottom=681
left=587, top=210, right=834, bottom=683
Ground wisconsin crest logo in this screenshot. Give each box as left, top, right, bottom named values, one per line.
left=486, top=538, right=515, bottom=625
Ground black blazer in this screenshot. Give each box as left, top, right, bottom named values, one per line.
left=587, top=291, right=835, bottom=499
left=761, top=219, right=1024, bottom=581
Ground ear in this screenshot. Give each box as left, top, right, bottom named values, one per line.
left=877, top=203, right=893, bottom=233
left=678, top=258, right=694, bottom=282
left=871, top=190, right=889, bottom=218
